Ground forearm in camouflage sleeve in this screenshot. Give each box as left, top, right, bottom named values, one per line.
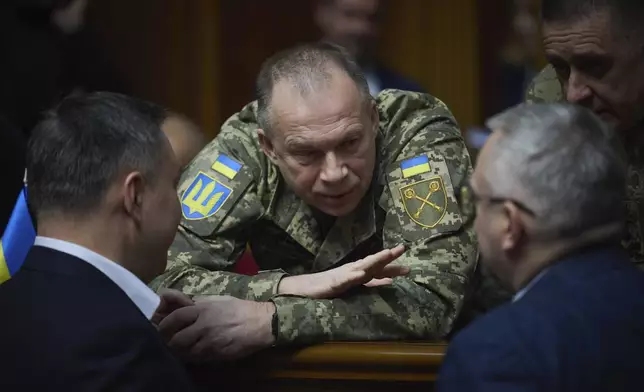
left=149, top=226, right=287, bottom=302
left=270, top=228, right=476, bottom=344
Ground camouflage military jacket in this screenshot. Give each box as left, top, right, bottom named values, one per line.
left=150, top=89, right=478, bottom=344
left=526, top=65, right=644, bottom=268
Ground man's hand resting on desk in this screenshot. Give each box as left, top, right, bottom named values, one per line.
left=152, top=245, right=407, bottom=362
left=157, top=295, right=276, bottom=362
left=277, top=244, right=408, bottom=299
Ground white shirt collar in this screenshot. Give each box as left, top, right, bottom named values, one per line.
left=513, top=267, right=549, bottom=303
left=34, top=236, right=160, bottom=319
left=363, top=67, right=381, bottom=96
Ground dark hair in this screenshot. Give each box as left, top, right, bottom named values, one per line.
left=541, top=0, right=644, bottom=36
left=255, top=41, right=370, bottom=134
left=26, top=91, right=168, bottom=218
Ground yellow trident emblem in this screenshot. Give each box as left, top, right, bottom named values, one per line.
left=181, top=172, right=232, bottom=220
left=399, top=177, right=447, bottom=228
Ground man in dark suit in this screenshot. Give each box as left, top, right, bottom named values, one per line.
left=0, top=92, right=195, bottom=391
left=438, top=103, right=644, bottom=391
left=0, top=116, right=26, bottom=237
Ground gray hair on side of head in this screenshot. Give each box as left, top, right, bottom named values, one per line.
left=483, top=103, right=627, bottom=237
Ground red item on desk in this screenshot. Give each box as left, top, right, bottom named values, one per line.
left=235, top=249, right=259, bottom=275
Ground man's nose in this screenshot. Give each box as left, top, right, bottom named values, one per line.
left=319, top=152, right=347, bottom=183
left=565, top=71, right=593, bottom=104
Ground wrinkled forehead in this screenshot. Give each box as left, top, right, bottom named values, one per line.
left=542, top=9, right=633, bottom=53
left=269, top=76, right=368, bottom=140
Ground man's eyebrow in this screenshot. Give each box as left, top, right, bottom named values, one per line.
left=284, top=137, right=312, bottom=150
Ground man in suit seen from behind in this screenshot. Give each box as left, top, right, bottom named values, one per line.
left=0, top=91, right=195, bottom=391
left=438, top=103, right=644, bottom=391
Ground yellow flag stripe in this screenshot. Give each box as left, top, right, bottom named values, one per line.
left=0, top=244, right=10, bottom=284
left=402, top=163, right=431, bottom=178
left=212, top=161, right=238, bottom=180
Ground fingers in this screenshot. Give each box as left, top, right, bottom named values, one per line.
left=363, top=278, right=393, bottom=287
left=158, top=306, right=200, bottom=343
left=373, top=264, right=410, bottom=279
left=390, top=244, right=406, bottom=257
left=354, top=244, right=406, bottom=272
left=152, top=289, right=195, bottom=326
left=157, top=289, right=194, bottom=314
left=166, top=321, right=204, bottom=358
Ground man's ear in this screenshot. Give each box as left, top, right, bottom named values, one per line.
left=258, top=129, right=279, bottom=165
left=123, top=171, right=145, bottom=225
left=501, top=201, right=526, bottom=255
left=369, top=100, right=380, bottom=138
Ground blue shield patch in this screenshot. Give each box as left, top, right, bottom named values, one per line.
left=181, top=172, right=232, bottom=220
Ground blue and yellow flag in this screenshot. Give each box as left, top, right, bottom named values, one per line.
left=400, top=155, right=431, bottom=178
left=0, top=188, right=36, bottom=284
left=211, top=154, right=242, bottom=180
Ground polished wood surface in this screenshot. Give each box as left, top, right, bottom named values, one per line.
left=252, top=341, right=447, bottom=381
left=200, top=342, right=448, bottom=391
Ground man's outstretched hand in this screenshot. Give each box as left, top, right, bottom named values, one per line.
left=277, top=244, right=408, bottom=299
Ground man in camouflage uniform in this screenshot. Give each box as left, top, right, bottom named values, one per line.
left=151, top=42, right=477, bottom=360
left=472, top=0, right=644, bottom=315
left=526, top=0, right=644, bottom=270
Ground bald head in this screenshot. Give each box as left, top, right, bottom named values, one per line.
left=161, top=113, right=207, bottom=168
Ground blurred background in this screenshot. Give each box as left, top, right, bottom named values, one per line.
left=1, top=0, right=545, bottom=141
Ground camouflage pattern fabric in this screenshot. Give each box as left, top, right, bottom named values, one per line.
left=150, top=89, right=478, bottom=345
left=524, top=64, right=564, bottom=104
left=467, top=65, right=644, bottom=317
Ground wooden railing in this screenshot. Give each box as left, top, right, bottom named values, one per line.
left=197, top=342, right=448, bottom=391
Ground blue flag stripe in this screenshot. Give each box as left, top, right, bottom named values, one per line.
left=215, top=154, right=242, bottom=172
left=400, top=155, right=429, bottom=170
left=1, top=188, right=35, bottom=276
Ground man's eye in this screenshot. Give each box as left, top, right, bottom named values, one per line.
left=291, top=150, right=318, bottom=164
left=342, top=138, right=360, bottom=150
left=552, top=63, right=570, bottom=81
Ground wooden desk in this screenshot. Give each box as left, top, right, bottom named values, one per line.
left=211, top=342, right=448, bottom=391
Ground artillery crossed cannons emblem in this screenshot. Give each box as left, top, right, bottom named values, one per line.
left=399, top=177, right=447, bottom=228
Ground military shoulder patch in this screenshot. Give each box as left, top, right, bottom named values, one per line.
left=211, top=153, right=243, bottom=180
left=399, top=176, right=447, bottom=228
left=400, top=155, right=431, bottom=178
left=181, top=171, right=232, bottom=220
left=386, top=154, right=463, bottom=242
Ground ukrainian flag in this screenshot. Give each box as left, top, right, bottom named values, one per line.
left=400, top=155, right=431, bottom=178
left=211, top=154, right=242, bottom=180
left=0, top=188, right=36, bottom=284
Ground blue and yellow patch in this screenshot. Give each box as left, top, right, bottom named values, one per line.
left=400, top=155, right=431, bottom=178
left=211, top=154, right=242, bottom=180
left=181, top=172, right=232, bottom=220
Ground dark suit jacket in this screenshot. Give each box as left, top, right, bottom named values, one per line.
left=438, top=244, right=644, bottom=392
left=375, top=64, right=425, bottom=93
left=0, top=116, right=26, bottom=237
left=0, top=246, right=195, bottom=391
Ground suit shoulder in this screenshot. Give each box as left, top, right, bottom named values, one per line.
left=376, top=66, right=425, bottom=93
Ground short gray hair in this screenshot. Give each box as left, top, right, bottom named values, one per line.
left=255, top=41, right=371, bottom=134
left=484, top=103, right=627, bottom=238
